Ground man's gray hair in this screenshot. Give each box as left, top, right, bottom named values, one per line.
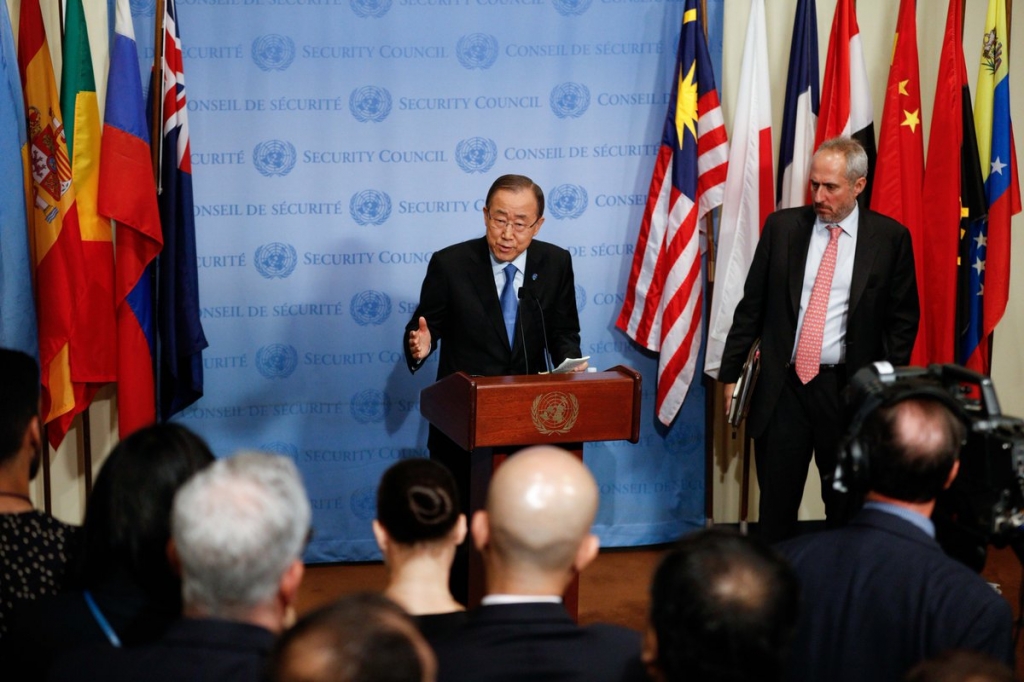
left=172, top=451, right=311, bottom=618
left=815, top=136, right=868, bottom=182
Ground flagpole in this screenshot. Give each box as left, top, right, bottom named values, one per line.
left=151, top=0, right=166, bottom=421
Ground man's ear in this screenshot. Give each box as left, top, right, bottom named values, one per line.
left=372, top=520, right=389, bottom=554
left=166, top=538, right=182, bottom=577
left=641, top=626, right=663, bottom=682
left=572, top=533, right=600, bottom=574
left=471, top=510, right=490, bottom=553
left=943, top=459, right=961, bottom=489
left=24, top=415, right=41, bottom=454
left=279, top=558, right=305, bottom=607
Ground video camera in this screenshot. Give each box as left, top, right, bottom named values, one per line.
left=837, top=362, right=1024, bottom=571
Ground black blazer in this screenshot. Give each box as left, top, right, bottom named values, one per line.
left=777, top=508, right=1014, bottom=682
left=719, top=206, right=919, bottom=437
left=404, top=237, right=581, bottom=378
left=432, top=602, right=645, bottom=682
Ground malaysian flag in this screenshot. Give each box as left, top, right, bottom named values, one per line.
left=156, top=0, right=208, bottom=419
left=616, top=0, right=728, bottom=425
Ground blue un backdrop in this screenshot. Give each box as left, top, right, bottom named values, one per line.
left=128, top=0, right=724, bottom=562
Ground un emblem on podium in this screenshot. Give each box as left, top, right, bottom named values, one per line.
left=256, top=344, right=299, bottom=380
left=349, top=190, right=392, bottom=226
left=252, top=35, right=296, bottom=72
left=548, top=184, right=588, bottom=220
left=455, top=137, right=497, bottom=174
left=254, top=243, right=297, bottom=280
left=550, top=82, right=590, bottom=119
left=253, top=140, right=297, bottom=177
left=531, top=391, right=580, bottom=435
left=456, top=33, right=499, bottom=70
left=349, top=86, right=392, bottom=123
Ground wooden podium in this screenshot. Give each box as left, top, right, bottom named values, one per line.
left=420, top=365, right=642, bottom=617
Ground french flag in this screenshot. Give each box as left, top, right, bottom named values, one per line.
left=98, top=0, right=163, bottom=436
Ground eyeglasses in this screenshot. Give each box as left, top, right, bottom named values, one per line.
left=487, top=210, right=540, bottom=235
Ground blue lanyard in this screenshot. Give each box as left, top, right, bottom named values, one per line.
left=83, top=590, right=122, bottom=648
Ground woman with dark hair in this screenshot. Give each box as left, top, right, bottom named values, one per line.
left=3, top=423, right=214, bottom=674
left=373, top=458, right=467, bottom=641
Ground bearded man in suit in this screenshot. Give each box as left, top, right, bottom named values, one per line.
left=719, top=137, right=919, bottom=542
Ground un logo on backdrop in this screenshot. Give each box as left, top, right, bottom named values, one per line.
left=548, top=184, right=588, bottom=219
left=254, top=243, right=298, bottom=280
left=455, top=137, right=497, bottom=174
left=575, top=285, right=586, bottom=313
left=349, top=190, right=392, bottom=226
left=350, top=389, right=391, bottom=424
left=251, top=35, right=296, bottom=72
left=256, top=344, right=299, bottom=379
left=260, top=441, right=299, bottom=462
left=550, top=83, right=590, bottom=119
left=130, top=0, right=155, bottom=16
left=253, top=140, right=297, bottom=177
left=351, top=0, right=391, bottom=18
left=350, top=291, right=392, bottom=326
left=552, top=0, right=592, bottom=16
left=456, top=34, right=499, bottom=70
left=349, top=86, right=392, bottom=123
left=349, top=487, right=377, bottom=520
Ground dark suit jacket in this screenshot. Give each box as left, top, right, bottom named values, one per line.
left=404, top=237, right=582, bottom=379
left=432, top=602, right=645, bottom=682
left=719, top=206, right=919, bottom=438
left=46, top=617, right=274, bottom=682
left=777, top=508, right=1014, bottom=682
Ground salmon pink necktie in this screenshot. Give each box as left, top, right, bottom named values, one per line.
left=794, top=226, right=842, bottom=384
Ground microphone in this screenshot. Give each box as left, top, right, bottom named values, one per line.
left=519, top=285, right=554, bottom=373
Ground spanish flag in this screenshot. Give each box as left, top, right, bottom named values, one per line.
left=18, top=0, right=87, bottom=447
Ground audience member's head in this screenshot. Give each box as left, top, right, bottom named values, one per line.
left=473, top=445, right=599, bottom=594
left=270, top=593, right=436, bottom=682
left=375, top=458, right=464, bottom=546
left=76, top=423, right=215, bottom=611
left=373, top=458, right=466, bottom=614
left=862, top=396, right=966, bottom=503
left=904, top=649, right=1015, bottom=682
left=644, top=528, right=800, bottom=682
left=171, top=451, right=311, bottom=631
left=0, top=349, right=41, bottom=477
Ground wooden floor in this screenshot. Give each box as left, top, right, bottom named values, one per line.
left=297, top=542, right=1024, bottom=675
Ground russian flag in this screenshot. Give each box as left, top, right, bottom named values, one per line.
left=98, top=0, right=163, bottom=436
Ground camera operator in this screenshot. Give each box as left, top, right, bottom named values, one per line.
left=777, top=390, right=1014, bottom=682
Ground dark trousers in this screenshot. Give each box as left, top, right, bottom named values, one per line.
left=754, top=365, right=850, bottom=543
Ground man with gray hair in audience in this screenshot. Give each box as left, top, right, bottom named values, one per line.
left=48, top=451, right=311, bottom=682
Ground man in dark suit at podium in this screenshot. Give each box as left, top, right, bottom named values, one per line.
left=404, top=174, right=585, bottom=602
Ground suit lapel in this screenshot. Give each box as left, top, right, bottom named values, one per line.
left=788, top=209, right=815, bottom=319
left=848, top=212, right=877, bottom=316
left=469, top=238, right=511, bottom=350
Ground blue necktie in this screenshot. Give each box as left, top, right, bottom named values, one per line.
left=500, top=263, right=518, bottom=344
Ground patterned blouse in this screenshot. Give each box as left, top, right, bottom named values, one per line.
left=0, top=511, right=80, bottom=638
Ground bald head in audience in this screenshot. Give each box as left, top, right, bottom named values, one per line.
left=472, top=445, right=599, bottom=595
